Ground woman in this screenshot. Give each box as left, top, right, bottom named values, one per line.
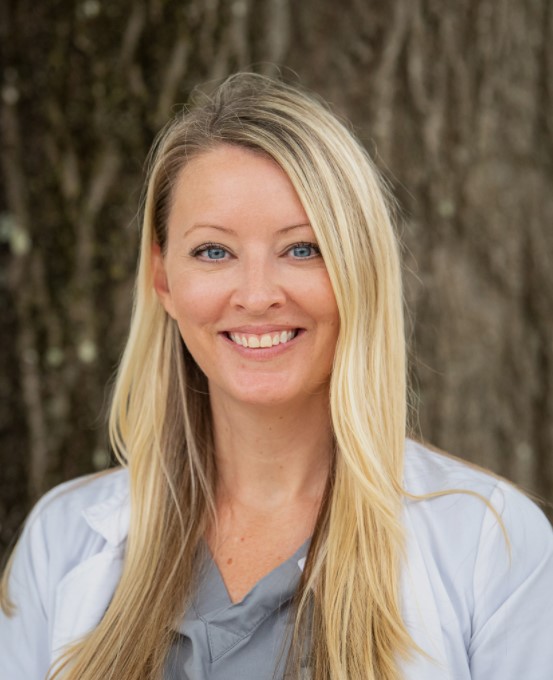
left=1, top=73, right=552, bottom=680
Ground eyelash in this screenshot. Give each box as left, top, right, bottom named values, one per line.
left=289, top=242, right=321, bottom=258
left=190, top=241, right=321, bottom=260
left=190, top=242, right=228, bottom=260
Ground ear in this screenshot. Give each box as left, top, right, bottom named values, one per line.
left=151, top=243, right=176, bottom=319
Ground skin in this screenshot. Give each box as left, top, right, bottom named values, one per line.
left=152, top=145, right=339, bottom=602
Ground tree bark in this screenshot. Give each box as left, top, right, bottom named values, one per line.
left=1, top=0, right=551, bottom=557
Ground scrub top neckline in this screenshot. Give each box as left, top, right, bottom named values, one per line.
left=211, top=537, right=311, bottom=605
left=175, top=537, right=311, bottom=646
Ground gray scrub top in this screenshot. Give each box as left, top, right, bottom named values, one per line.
left=165, top=540, right=310, bottom=679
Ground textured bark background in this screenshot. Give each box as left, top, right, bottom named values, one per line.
left=1, top=0, right=552, bottom=557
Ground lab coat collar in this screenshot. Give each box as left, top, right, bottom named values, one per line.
left=81, top=475, right=130, bottom=546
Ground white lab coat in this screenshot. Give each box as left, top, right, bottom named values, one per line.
left=1, top=440, right=552, bottom=679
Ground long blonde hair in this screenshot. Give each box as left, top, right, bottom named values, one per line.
left=4, top=73, right=412, bottom=678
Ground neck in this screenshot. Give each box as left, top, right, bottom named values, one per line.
left=209, top=390, right=333, bottom=511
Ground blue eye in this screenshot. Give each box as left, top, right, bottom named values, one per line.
left=192, top=243, right=228, bottom=260
left=204, top=247, right=226, bottom=260
left=289, top=243, right=320, bottom=259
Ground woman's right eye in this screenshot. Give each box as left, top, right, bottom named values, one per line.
left=191, top=243, right=229, bottom=260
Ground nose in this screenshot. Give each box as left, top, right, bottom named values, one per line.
left=230, top=257, right=286, bottom=314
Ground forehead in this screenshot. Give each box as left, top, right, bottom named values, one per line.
left=175, top=144, right=284, bottom=191
left=168, top=145, right=309, bottom=230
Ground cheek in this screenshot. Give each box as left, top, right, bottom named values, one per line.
left=303, top=275, right=339, bottom=325
left=169, top=272, right=226, bottom=327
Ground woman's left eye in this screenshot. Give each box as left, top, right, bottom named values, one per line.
left=288, top=242, right=321, bottom=259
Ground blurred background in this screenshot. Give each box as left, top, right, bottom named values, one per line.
left=1, top=0, right=552, bottom=558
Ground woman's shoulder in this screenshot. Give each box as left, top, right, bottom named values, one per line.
left=403, top=437, right=552, bottom=536
left=401, top=439, right=553, bottom=676
left=31, top=466, right=128, bottom=518
left=404, top=438, right=503, bottom=496
left=22, top=467, right=130, bottom=553
left=402, top=438, right=553, bottom=592
left=6, top=468, right=129, bottom=615
left=1, top=469, right=129, bottom=676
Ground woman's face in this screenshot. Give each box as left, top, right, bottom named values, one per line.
left=152, top=145, right=339, bottom=408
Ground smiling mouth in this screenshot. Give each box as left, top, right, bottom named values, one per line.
left=226, top=329, right=299, bottom=348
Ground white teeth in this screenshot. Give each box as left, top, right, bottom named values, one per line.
left=228, top=330, right=298, bottom=348
left=259, top=334, right=272, bottom=348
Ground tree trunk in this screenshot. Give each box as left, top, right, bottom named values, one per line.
left=1, top=0, right=551, bottom=557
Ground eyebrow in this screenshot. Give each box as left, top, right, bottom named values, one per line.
left=183, top=222, right=312, bottom=237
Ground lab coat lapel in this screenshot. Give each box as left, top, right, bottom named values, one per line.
left=52, top=548, right=125, bottom=655
left=51, top=484, right=129, bottom=659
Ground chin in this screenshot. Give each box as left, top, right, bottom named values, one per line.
left=231, top=382, right=330, bottom=409
left=231, top=389, right=298, bottom=407
left=209, top=377, right=301, bottom=408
